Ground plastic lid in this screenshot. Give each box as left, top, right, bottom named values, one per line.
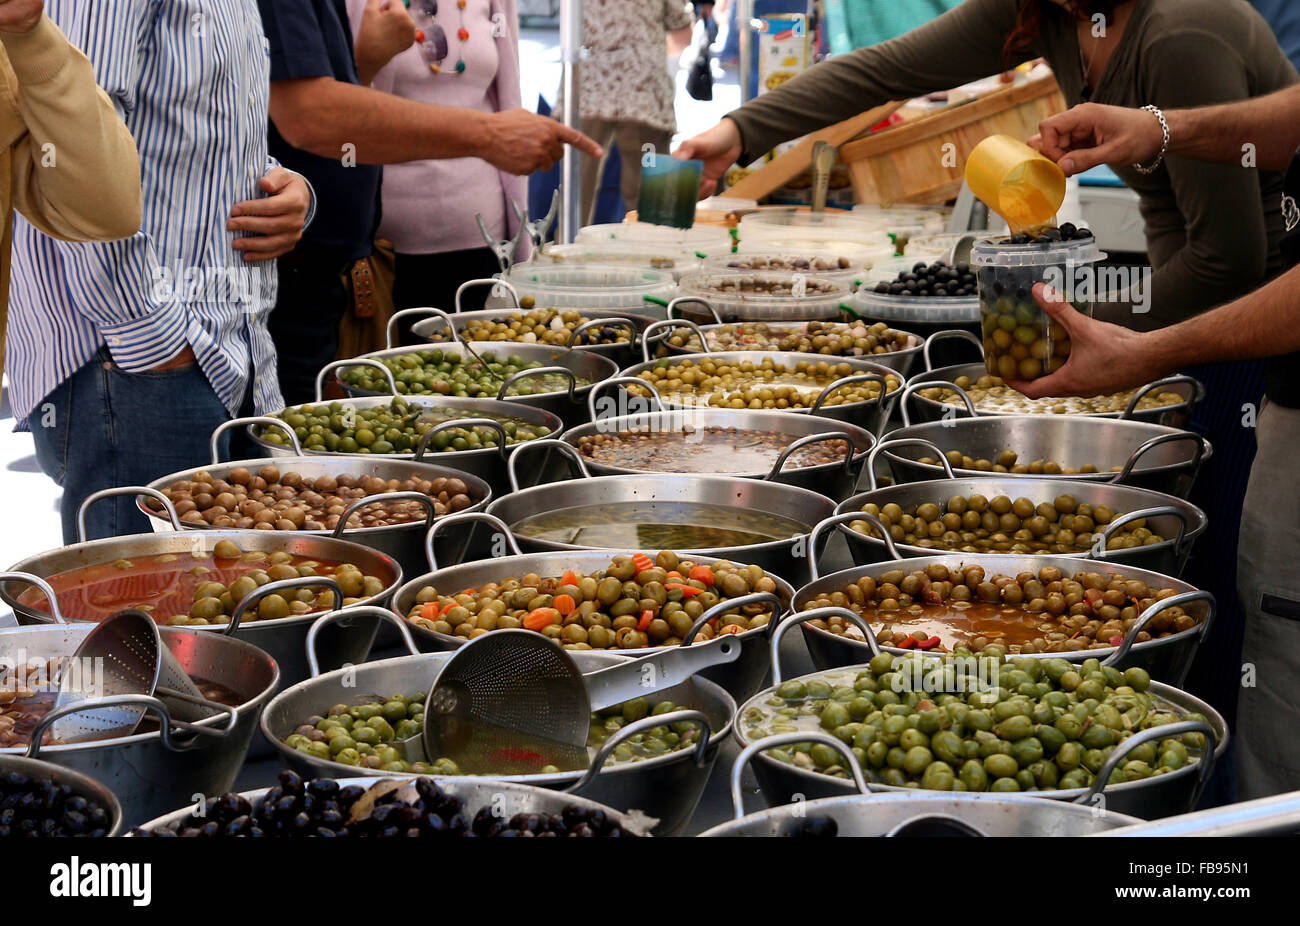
left=676, top=270, right=850, bottom=322
left=704, top=252, right=862, bottom=283
left=575, top=222, right=732, bottom=253
left=537, top=243, right=702, bottom=278
left=970, top=234, right=1106, bottom=267
left=501, top=264, right=677, bottom=310
left=848, top=288, right=980, bottom=324
left=852, top=204, right=947, bottom=237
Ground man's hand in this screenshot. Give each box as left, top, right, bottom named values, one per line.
left=674, top=118, right=741, bottom=198
left=0, top=0, right=43, bottom=33
left=1005, top=283, right=1154, bottom=398
left=355, top=0, right=416, bottom=85
left=229, top=167, right=311, bottom=262
left=480, top=109, right=602, bottom=175
left=1028, top=103, right=1165, bottom=176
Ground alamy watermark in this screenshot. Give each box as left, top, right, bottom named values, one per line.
left=1042, top=261, right=1153, bottom=315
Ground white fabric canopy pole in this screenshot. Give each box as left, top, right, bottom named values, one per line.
left=559, top=0, right=582, bottom=242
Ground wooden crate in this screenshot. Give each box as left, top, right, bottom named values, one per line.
left=840, top=73, right=1066, bottom=206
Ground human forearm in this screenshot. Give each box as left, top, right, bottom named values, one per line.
left=2, top=15, right=142, bottom=240
left=1164, top=85, right=1300, bottom=172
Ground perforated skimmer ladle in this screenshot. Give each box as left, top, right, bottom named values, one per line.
left=399, top=627, right=742, bottom=768
left=50, top=609, right=232, bottom=743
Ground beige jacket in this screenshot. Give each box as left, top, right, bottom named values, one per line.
left=0, top=15, right=142, bottom=381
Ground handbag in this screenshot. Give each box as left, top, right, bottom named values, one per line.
left=337, top=237, right=397, bottom=361
left=686, top=40, right=713, bottom=102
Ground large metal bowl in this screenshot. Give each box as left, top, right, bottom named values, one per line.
left=247, top=394, right=566, bottom=495
left=0, top=621, right=279, bottom=826
left=133, top=774, right=653, bottom=836
left=618, top=328, right=904, bottom=436
left=142, top=419, right=491, bottom=581
left=877, top=418, right=1211, bottom=499
left=832, top=476, right=1207, bottom=578
left=1, top=490, right=403, bottom=695
left=733, top=626, right=1229, bottom=819
left=699, top=736, right=1143, bottom=836
left=399, top=304, right=657, bottom=369
left=259, top=612, right=736, bottom=835
left=483, top=441, right=837, bottom=587
left=331, top=342, right=618, bottom=429
left=387, top=517, right=796, bottom=701
left=904, top=363, right=1202, bottom=427
left=561, top=403, right=876, bottom=502
left=0, top=754, right=125, bottom=837
left=792, top=549, right=1215, bottom=687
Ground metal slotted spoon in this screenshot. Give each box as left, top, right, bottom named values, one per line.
left=50, top=609, right=227, bottom=743
left=399, top=628, right=741, bottom=769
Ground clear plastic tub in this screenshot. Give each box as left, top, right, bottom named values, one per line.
left=707, top=251, right=865, bottom=287
left=535, top=243, right=703, bottom=280
left=971, top=233, right=1105, bottom=381
left=903, top=232, right=971, bottom=262
left=575, top=221, right=733, bottom=255
left=497, top=263, right=678, bottom=312
left=675, top=270, right=851, bottom=322
left=848, top=288, right=980, bottom=326
left=851, top=204, right=947, bottom=250
left=739, top=210, right=893, bottom=251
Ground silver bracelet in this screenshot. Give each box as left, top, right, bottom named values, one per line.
left=1132, top=104, right=1170, bottom=175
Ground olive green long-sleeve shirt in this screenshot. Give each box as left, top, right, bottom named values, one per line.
left=727, top=0, right=1298, bottom=329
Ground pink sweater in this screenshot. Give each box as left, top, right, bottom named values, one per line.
left=346, top=0, right=528, bottom=255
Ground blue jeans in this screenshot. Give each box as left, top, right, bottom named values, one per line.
left=31, top=347, right=255, bottom=544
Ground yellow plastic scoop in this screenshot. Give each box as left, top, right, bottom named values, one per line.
left=965, top=135, right=1065, bottom=233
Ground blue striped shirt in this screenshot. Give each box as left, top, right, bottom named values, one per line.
left=6, top=0, right=286, bottom=428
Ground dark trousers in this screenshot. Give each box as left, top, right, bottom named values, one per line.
left=269, top=245, right=357, bottom=405
left=31, top=348, right=256, bottom=544
left=392, top=247, right=502, bottom=346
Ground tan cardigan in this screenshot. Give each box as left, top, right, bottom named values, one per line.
left=0, top=15, right=142, bottom=382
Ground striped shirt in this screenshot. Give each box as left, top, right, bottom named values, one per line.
left=6, top=0, right=285, bottom=429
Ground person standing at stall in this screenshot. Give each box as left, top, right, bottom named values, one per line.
left=258, top=0, right=601, bottom=404
left=1006, top=87, right=1300, bottom=798
left=8, top=0, right=314, bottom=543
left=343, top=0, right=529, bottom=332
left=675, top=0, right=1299, bottom=758
left=577, top=0, right=694, bottom=223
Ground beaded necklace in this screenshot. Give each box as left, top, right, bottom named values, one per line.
left=408, top=0, right=470, bottom=74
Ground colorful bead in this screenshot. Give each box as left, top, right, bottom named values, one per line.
left=430, top=63, right=441, bottom=73
left=454, top=59, right=466, bottom=72
left=457, top=0, right=466, bottom=7
left=415, top=29, right=425, bottom=42
left=457, top=27, right=469, bottom=40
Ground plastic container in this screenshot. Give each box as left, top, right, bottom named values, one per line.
left=535, top=243, right=702, bottom=280
left=851, top=204, right=947, bottom=251
left=575, top=221, right=733, bottom=255
left=902, top=232, right=970, bottom=263
left=847, top=288, right=980, bottom=327
left=496, top=263, right=678, bottom=312
left=970, top=234, right=1106, bottom=381
left=675, top=270, right=851, bottom=322
left=965, top=134, right=1066, bottom=231
left=708, top=251, right=864, bottom=288
left=738, top=210, right=894, bottom=254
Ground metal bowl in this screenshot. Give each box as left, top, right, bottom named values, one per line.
left=698, top=736, right=1143, bottom=836
left=259, top=612, right=735, bottom=835
left=0, top=621, right=279, bottom=826
left=904, top=363, right=1202, bottom=427
left=617, top=328, right=904, bottom=436
left=1, top=488, right=404, bottom=695
left=877, top=418, right=1211, bottom=499
left=792, top=546, right=1215, bottom=687
left=330, top=342, right=618, bottom=429
left=733, top=623, right=1229, bottom=819
left=657, top=319, right=923, bottom=377
left=832, top=475, right=1207, bottom=578
left=143, top=419, right=492, bottom=581
left=561, top=403, right=875, bottom=502
left=247, top=394, right=566, bottom=495
left=0, top=754, right=125, bottom=837
left=398, top=305, right=657, bottom=369
left=387, top=515, right=796, bottom=701
left=483, top=441, right=836, bottom=587
left=133, top=774, right=654, bottom=836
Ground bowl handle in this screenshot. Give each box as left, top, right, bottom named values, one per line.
left=79, top=486, right=182, bottom=542
left=680, top=591, right=785, bottom=646
left=455, top=277, right=520, bottom=312
left=667, top=295, right=722, bottom=324
left=766, top=431, right=857, bottom=480
left=768, top=606, right=881, bottom=685
left=565, top=317, right=640, bottom=351
left=728, top=731, right=871, bottom=821
left=922, top=328, right=984, bottom=372
left=587, top=375, right=664, bottom=422
left=1109, top=431, right=1210, bottom=486
left=506, top=437, right=590, bottom=493
left=1099, top=590, right=1215, bottom=670
left=316, top=358, right=398, bottom=403
left=225, top=576, right=344, bottom=637
left=211, top=416, right=303, bottom=463
left=305, top=605, right=419, bottom=677
left=1092, top=506, right=1188, bottom=561
left=639, top=318, right=710, bottom=363
left=25, top=694, right=238, bottom=758
left=424, top=510, right=521, bottom=572
left=808, top=510, right=902, bottom=581
left=0, top=571, right=66, bottom=624
left=864, top=436, right=953, bottom=491
left=1076, top=719, right=1218, bottom=811
left=387, top=307, right=460, bottom=349
left=413, top=417, right=509, bottom=464
left=899, top=379, right=976, bottom=427
left=564, top=709, right=713, bottom=796
left=1119, top=375, right=1204, bottom=420
left=809, top=373, right=889, bottom=420
left=332, top=492, right=439, bottom=539
left=495, top=366, right=578, bottom=405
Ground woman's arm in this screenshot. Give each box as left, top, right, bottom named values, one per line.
left=725, top=0, right=1023, bottom=163
left=2, top=14, right=141, bottom=240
